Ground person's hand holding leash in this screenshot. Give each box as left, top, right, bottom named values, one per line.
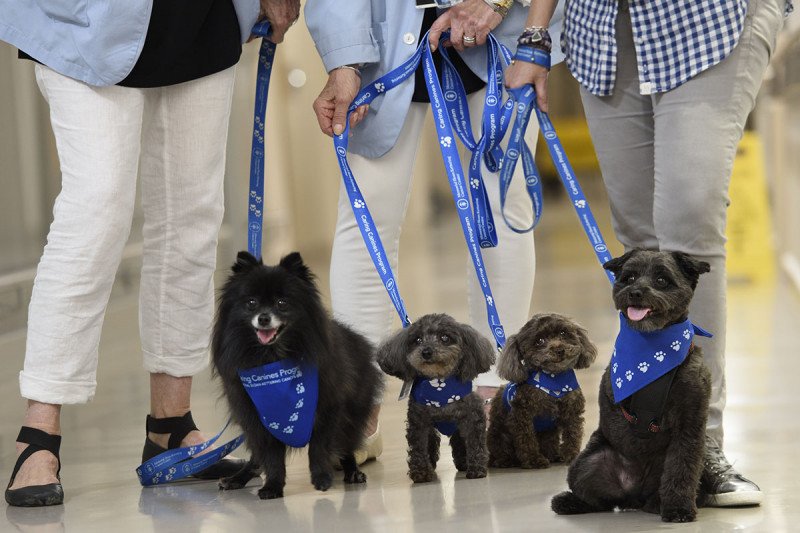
left=313, top=67, right=369, bottom=136
left=256, top=0, right=300, bottom=43
left=429, top=0, right=503, bottom=52
left=505, top=62, right=550, bottom=113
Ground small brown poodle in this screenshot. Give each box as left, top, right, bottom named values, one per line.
left=488, top=314, right=597, bottom=469
left=377, top=314, right=495, bottom=483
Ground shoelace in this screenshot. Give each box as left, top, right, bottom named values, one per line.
left=704, top=439, right=738, bottom=479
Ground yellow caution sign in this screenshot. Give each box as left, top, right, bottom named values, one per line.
left=726, top=132, right=775, bottom=283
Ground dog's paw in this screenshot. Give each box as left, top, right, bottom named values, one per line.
left=409, top=468, right=436, bottom=484
left=465, top=467, right=487, bottom=479
left=257, top=486, right=284, bottom=500
left=661, top=505, right=697, bottom=523
left=218, top=476, right=248, bottom=491
left=520, top=456, right=550, bottom=469
left=312, top=472, right=333, bottom=491
left=551, top=491, right=590, bottom=515
left=343, top=470, right=367, bottom=484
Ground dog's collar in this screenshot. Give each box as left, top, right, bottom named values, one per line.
left=611, top=314, right=712, bottom=404
left=502, top=369, right=580, bottom=411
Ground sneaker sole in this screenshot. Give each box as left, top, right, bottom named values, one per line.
left=706, top=490, right=763, bottom=507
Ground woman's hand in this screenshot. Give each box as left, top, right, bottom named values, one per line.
left=429, top=0, right=503, bottom=52
left=505, top=61, right=550, bottom=113
left=257, top=0, right=300, bottom=43
left=313, top=68, right=369, bottom=137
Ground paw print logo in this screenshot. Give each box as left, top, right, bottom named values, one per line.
left=671, top=340, right=681, bottom=352
left=625, top=370, right=634, bottom=381
left=374, top=82, right=385, bottom=93
left=282, top=426, right=294, bottom=434
left=289, top=412, right=299, bottom=422
left=440, top=136, right=453, bottom=148
left=615, top=377, right=623, bottom=389
left=638, top=362, right=649, bottom=373
left=612, top=362, right=618, bottom=374
left=295, top=399, right=304, bottom=409
left=268, top=422, right=280, bottom=430
left=250, top=191, right=257, bottom=198
left=165, top=474, right=173, bottom=481
left=296, top=370, right=303, bottom=378
left=188, top=446, right=197, bottom=456
left=353, top=199, right=365, bottom=209
left=654, top=351, right=665, bottom=362
left=486, top=295, right=494, bottom=306
left=447, top=395, right=461, bottom=404
left=574, top=199, right=586, bottom=208
left=470, top=178, right=480, bottom=189
left=425, top=400, right=441, bottom=407
left=562, top=385, right=574, bottom=392
left=429, top=378, right=446, bottom=391
left=296, top=383, right=305, bottom=394
left=683, top=329, right=691, bottom=340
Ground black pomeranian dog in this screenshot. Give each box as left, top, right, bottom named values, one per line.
left=211, top=251, right=383, bottom=500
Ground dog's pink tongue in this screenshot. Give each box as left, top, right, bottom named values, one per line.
left=627, top=307, right=651, bottom=321
left=256, top=328, right=277, bottom=345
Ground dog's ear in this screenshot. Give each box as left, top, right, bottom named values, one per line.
left=456, top=325, right=496, bottom=382
left=279, top=252, right=314, bottom=283
left=670, top=251, right=711, bottom=290
left=603, top=249, right=641, bottom=279
left=573, top=324, right=598, bottom=370
left=232, top=251, right=261, bottom=274
left=495, top=335, right=529, bottom=383
left=376, top=327, right=415, bottom=381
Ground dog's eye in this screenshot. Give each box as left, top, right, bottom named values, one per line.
left=276, top=299, right=288, bottom=311
left=415, top=337, right=423, bottom=345
left=536, top=337, right=545, bottom=346
left=656, top=277, right=668, bottom=287
left=559, top=331, right=567, bottom=337
left=440, top=334, right=450, bottom=344
left=625, top=274, right=636, bottom=283
left=246, top=298, right=258, bottom=310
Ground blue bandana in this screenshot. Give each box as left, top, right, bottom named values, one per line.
left=611, top=313, right=712, bottom=404
left=238, top=359, right=319, bottom=448
left=502, top=370, right=580, bottom=432
left=410, top=376, right=473, bottom=436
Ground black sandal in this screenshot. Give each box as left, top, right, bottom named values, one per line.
left=142, top=411, right=249, bottom=480
left=5, top=427, right=64, bottom=507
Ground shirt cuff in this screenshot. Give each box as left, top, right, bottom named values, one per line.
left=313, top=27, right=380, bottom=73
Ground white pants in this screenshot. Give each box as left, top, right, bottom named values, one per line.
left=330, top=91, right=538, bottom=388
left=20, top=65, right=236, bottom=405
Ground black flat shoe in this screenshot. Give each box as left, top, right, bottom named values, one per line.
left=5, top=427, right=64, bottom=507
left=142, top=411, right=249, bottom=481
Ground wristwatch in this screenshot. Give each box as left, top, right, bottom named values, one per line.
left=483, top=0, right=514, bottom=18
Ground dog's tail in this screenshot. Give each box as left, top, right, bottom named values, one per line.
left=551, top=491, right=602, bottom=515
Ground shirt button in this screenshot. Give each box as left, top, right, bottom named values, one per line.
left=403, top=32, right=416, bottom=45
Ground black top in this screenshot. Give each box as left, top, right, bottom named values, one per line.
left=412, top=8, right=486, bottom=103
left=19, top=0, right=242, bottom=88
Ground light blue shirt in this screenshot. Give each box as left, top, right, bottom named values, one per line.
left=0, top=0, right=260, bottom=87
left=305, top=0, right=565, bottom=159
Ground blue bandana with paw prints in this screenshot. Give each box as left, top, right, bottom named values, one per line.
left=502, top=370, right=580, bottom=431
left=411, top=376, right=473, bottom=436
left=238, top=359, right=319, bottom=448
left=611, top=313, right=712, bottom=404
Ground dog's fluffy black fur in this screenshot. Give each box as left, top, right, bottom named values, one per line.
left=551, top=249, right=712, bottom=522
left=377, top=314, right=495, bottom=482
left=211, top=251, right=383, bottom=499
left=488, top=313, right=596, bottom=469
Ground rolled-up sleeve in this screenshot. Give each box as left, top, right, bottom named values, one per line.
left=304, top=0, right=380, bottom=72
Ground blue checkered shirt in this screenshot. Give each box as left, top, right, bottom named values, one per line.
left=562, top=0, right=793, bottom=96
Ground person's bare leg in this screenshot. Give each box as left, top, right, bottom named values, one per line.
left=148, top=373, right=208, bottom=448
left=9, top=401, right=61, bottom=489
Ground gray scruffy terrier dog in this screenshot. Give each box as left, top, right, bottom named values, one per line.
left=488, top=313, right=597, bottom=469
left=551, top=249, right=712, bottom=523
left=377, top=314, right=495, bottom=483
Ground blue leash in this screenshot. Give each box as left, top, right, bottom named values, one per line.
left=136, top=21, right=275, bottom=486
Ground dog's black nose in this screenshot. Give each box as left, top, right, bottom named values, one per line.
left=630, top=288, right=643, bottom=299
left=421, top=347, right=433, bottom=360
left=258, top=314, right=271, bottom=327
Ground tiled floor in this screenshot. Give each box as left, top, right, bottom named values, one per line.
left=2, top=182, right=799, bottom=532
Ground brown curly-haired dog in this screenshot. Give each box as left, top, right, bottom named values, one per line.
left=488, top=314, right=597, bottom=469
left=377, top=314, right=495, bottom=483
